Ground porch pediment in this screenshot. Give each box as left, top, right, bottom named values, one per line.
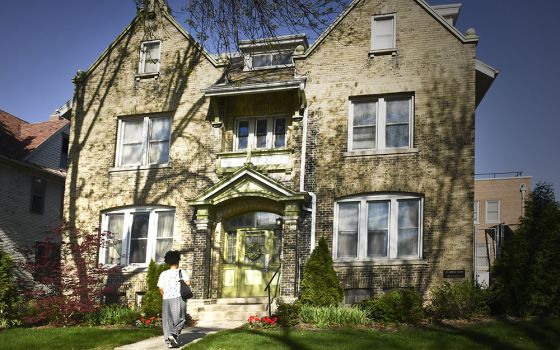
left=189, top=164, right=309, bottom=207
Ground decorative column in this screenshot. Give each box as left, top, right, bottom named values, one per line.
left=192, top=206, right=214, bottom=299
left=280, top=201, right=300, bottom=297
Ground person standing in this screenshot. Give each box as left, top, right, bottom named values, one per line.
left=157, top=250, right=191, bottom=348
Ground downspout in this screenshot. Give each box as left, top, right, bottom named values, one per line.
left=298, top=89, right=316, bottom=252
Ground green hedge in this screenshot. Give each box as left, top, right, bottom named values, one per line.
left=299, top=305, right=367, bottom=328
left=428, top=281, right=490, bottom=320
left=358, top=289, right=424, bottom=324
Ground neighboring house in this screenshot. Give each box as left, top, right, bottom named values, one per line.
left=64, top=0, right=497, bottom=308
left=473, top=173, right=531, bottom=286
left=0, top=109, right=70, bottom=280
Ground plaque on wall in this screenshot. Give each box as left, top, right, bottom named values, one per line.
left=443, top=269, right=465, bottom=278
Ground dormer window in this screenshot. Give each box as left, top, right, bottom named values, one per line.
left=251, top=51, right=293, bottom=69
left=139, top=41, right=161, bottom=74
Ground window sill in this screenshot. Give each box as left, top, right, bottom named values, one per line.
left=109, top=163, right=171, bottom=173
left=135, top=72, right=160, bottom=81
left=368, top=48, right=398, bottom=57
left=333, top=259, right=427, bottom=267
left=343, top=148, right=418, bottom=157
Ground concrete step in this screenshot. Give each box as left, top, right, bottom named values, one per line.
left=216, top=297, right=269, bottom=304
left=197, top=310, right=270, bottom=322
left=201, top=303, right=267, bottom=312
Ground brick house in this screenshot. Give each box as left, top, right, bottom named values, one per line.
left=473, top=173, right=531, bottom=286
left=64, top=0, right=497, bottom=308
left=0, top=109, right=69, bottom=280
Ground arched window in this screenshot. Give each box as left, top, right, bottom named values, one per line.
left=334, top=194, right=423, bottom=260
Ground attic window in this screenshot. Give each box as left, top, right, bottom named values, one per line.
left=370, top=14, right=396, bottom=54
left=251, top=51, right=292, bottom=69
left=139, top=41, right=161, bottom=74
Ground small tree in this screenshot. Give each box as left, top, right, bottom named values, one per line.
left=491, top=182, right=560, bottom=317
left=142, top=260, right=168, bottom=317
left=0, top=248, right=20, bottom=328
left=299, top=237, right=343, bottom=306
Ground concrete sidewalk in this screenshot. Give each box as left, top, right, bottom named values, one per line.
left=115, top=320, right=244, bottom=350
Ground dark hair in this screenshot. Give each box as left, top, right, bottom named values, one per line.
left=164, top=250, right=181, bottom=265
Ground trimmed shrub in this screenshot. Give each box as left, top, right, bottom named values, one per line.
left=0, top=248, right=20, bottom=328
left=358, top=289, right=424, bottom=324
left=300, top=305, right=367, bottom=328
left=428, top=281, right=490, bottom=320
left=142, top=260, right=168, bottom=317
left=275, top=301, right=301, bottom=328
left=299, top=237, right=343, bottom=306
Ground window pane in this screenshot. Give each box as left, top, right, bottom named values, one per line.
left=143, top=42, right=160, bottom=73
left=226, top=232, right=237, bottom=263
left=121, top=144, right=143, bottom=165
left=256, top=119, right=268, bottom=148
left=353, top=101, right=376, bottom=126
left=122, top=120, right=144, bottom=144
left=129, top=239, right=147, bottom=263
left=367, top=201, right=389, bottom=257
left=386, top=99, right=409, bottom=124
left=237, top=121, right=249, bottom=149
left=157, top=212, right=174, bottom=238
left=386, top=125, right=409, bottom=148
left=353, top=126, right=376, bottom=149
left=487, top=201, right=499, bottom=222
left=155, top=238, right=173, bottom=263
left=398, top=199, right=419, bottom=257
left=149, top=117, right=171, bottom=141
left=252, top=55, right=272, bottom=68
left=274, top=118, right=286, bottom=148
left=106, top=214, right=124, bottom=265
left=30, top=178, right=46, bottom=214
left=131, top=213, right=149, bottom=239
left=148, top=141, right=169, bottom=164
left=373, top=17, right=394, bottom=50
left=338, top=203, right=359, bottom=258
left=272, top=52, right=292, bottom=65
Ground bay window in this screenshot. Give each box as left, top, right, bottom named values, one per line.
left=334, top=194, right=423, bottom=260
left=100, top=207, right=175, bottom=266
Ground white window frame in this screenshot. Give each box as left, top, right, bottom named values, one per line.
left=474, top=201, right=480, bottom=224
left=371, top=14, right=396, bottom=52
left=99, top=206, right=175, bottom=267
left=333, top=194, right=423, bottom=261
left=233, top=116, right=287, bottom=151
left=115, top=115, right=172, bottom=167
left=139, top=40, right=161, bottom=74
left=249, top=51, right=294, bottom=70
left=348, top=95, right=414, bottom=152
left=485, top=200, right=500, bottom=224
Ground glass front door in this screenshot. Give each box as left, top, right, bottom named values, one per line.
left=222, top=228, right=281, bottom=297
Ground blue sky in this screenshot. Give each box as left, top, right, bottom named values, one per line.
left=1, top=0, right=558, bottom=195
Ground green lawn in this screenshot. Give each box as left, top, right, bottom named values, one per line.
left=0, top=326, right=161, bottom=350
left=184, top=318, right=560, bottom=350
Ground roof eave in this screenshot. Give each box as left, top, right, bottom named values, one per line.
left=475, top=59, right=500, bottom=107
left=203, top=79, right=305, bottom=97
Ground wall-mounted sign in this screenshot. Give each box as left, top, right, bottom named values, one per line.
left=443, top=269, right=465, bottom=278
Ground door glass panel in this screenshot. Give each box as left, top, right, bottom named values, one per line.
left=226, top=232, right=237, bottom=264
left=244, top=233, right=265, bottom=265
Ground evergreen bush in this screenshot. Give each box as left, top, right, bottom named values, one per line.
left=491, top=182, right=560, bottom=317
left=428, top=281, right=489, bottom=320
left=299, top=237, right=343, bottom=306
left=0, top=248, right=20, bottom=328
left=358, top=289, right=424, bottom=324
left=275, top=300, right=301, bottom=327
left=142, top=260, right=168, bottom=317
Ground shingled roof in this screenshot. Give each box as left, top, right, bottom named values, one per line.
left=0, top=109, right=69, bottom=161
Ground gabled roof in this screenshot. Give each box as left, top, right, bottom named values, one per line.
left=0, top=109, right=69, bottom=161
left=295, top=0, right=478, bottom=60
left=81, top=9, right=223, bottom=81
left=189, top=164, right=309, bottom=207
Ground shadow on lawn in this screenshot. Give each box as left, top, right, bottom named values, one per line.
left=435, top=318, right=560, bottom=350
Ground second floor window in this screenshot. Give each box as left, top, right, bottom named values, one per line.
left=139, top=41, right=161, bottom=74
left=371, top=14, right=396, bottom=51
left=117, top=116, right=171, bottom=167
left=30, top=177, right=46, bottom=215
left=349, top=95, right=413, bottom=151
left=486, top=200, right=500, bottom=223
left=235, top=117, right=287, bottom=151
left=251, top=52, right=293, bottom=69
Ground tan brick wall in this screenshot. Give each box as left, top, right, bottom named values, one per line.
left=295, top=0, right=477, bottom=293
